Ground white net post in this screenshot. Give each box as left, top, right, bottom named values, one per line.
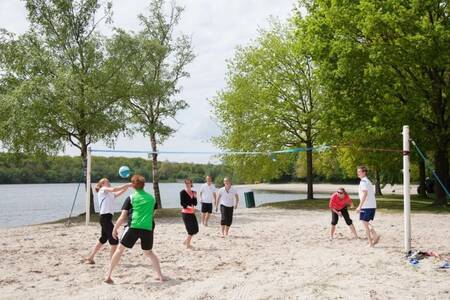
left=402, top=125, right=411, bottom=253
left=85, top=146, right=92, bottom=226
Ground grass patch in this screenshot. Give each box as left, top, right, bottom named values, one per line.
left=260, top=194, right=450, bottom=213
left=45, top=208, right=181, bottom=225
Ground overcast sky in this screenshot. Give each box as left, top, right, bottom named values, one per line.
left=0, top=0, right=297, bottom=163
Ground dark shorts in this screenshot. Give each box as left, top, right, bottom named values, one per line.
left=99, top=214, right=118, bottom=245
left=201, top=203, right=213, bottom=213
left=331, top=207, right=353, bottom=226
left=120, top=227, right=154, bottom=250
left=220, top=205, right=234, bottom=226
left=182, top=213, right=199, bottom=235
left=360, top=208, right=376, bottom=222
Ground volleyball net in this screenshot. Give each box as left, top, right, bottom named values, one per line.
left=82, top=125, right=448, bottom=253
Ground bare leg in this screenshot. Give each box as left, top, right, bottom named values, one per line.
left=86, top=241, right=103, bottom=264
left=201, top=213, right=206, bottom=226
left=185, top=235, right=193, bottom=249
left=221, top=225, right=226, bottom=237
left=109, top=244, right=117, bottom=260
left=205, top=213, right=211, bottom=226
left=104, top=244, right=126, bottom=284
left=370, top=224, right=380, bottom=245
left=224, top=225, right=230, bottom=236
left=361, top=221, right=374, bottom=246
left=348, top=224, right=358, bottom=239
left=330, top=225, right=336, bottom=239
left=143, top=250, right=164, bottom=282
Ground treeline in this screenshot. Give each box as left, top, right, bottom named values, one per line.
left=0, top=153, right=232, bottom=185
left=213, top=1, right=449, bottom=204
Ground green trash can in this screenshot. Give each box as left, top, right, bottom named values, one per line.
left=244, top=191, right=255, bottom=208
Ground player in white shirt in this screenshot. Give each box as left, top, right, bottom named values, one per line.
left=85, top=178, right=131, bottom=264
left=199, top=175, right=217, bottom=226
left=356, top=166, right=380, bottom=247
left=216, top=177, right=239, bottom=237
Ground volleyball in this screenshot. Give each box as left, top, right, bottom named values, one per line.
left=118, top=166, right=131, bottom=178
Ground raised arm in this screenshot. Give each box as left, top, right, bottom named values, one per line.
left=102, top=183, right=132, bottom=194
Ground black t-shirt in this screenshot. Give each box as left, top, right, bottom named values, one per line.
left=180, top=190, right=197, bottom=208
left=122, top=196, right=158, bottom=227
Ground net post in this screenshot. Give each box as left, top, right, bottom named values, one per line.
left=85, top=146, right=92, bottom=226
left=402, top=126, right=411, bottom=253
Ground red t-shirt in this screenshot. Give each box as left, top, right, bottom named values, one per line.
left=329, top=193, right=353, bottom=210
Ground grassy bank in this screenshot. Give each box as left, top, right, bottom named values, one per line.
left=260, top=194, right=450, bottom=213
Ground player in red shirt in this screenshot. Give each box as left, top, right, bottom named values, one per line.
left=329, top=188, right=358, bottom=240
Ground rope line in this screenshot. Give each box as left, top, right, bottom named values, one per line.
left=91, top=144, right=400, bottom=156
left=65, top=169, right=85, bottom=227
left=411, top=140, right=450, bottom=199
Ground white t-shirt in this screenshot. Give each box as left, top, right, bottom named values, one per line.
left=98, top=187, right=115, bottom=215
left=359, top=177, right=376, bottom=208
left=218, top=186, right=238, bottom=207
left=199, top=183, right=217, bottom=203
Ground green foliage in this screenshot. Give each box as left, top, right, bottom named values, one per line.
left=0, top=0, right=127, bottom=156
left=213, top=21, right=322, bottom=191
left=0, top=153, right=231, bottom=184
left=296, top=0, right=449, bottom=203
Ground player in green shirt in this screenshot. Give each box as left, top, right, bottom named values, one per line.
left=104, top=175, right=164, bottom=284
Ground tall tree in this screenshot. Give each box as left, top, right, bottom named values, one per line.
left=213, top=22, right=321, bottom=199
left=297, top=0, right=449, bottom=205
left=0, top=0, right=128, bottom=214
left=110, top=0, right=194, bottom=208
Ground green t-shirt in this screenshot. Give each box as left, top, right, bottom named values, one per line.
left=128, top=189, right=155, bottom=230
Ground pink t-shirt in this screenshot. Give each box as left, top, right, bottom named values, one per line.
left=329, top=193, right=353, bottom=210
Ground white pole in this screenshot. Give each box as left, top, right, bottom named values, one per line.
left=85, top=146, right=92, bottom=226
left=403, top=126, right=411, bottom=253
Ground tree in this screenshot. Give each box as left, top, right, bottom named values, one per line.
left=297, top=0, right=449, bottom=205
left=0, top=0, right=128, bottom=214
left=213, top=22, right=322, bottom=199
left=110, top=0, right=194, bottom=208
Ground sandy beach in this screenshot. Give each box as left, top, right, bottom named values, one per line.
left=1, top=207, right=449, bottom=300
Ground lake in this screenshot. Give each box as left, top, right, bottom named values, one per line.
left=0, top=183, right=329, bottom=228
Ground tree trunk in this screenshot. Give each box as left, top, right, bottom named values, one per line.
left=418, top=158, right=427, bottom=197
left=81, top=144, right=95, bottom=216
left=433, top=146, right=449, bottom=206
left=306, top=141, right=314, bottom=200
left=150, top=134, right=162, bottom=208
left=375, top=169, right=383, bottom=196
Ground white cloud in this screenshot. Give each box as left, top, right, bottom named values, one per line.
left=0, top=0, right=296, bottom=163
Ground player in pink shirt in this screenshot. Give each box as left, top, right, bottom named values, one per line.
left=329, top=188, right=358, bottom=240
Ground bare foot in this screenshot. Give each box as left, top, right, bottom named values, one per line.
left=84, top=258, right=95, bottom=265
left=373, top=235, right=381, bottom=245
left=104, top=278, right=114, bottom=284
left=156, top=275, right=165, bottom=282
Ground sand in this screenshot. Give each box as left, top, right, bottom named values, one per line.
left=0, top=208, right=449, bottom=300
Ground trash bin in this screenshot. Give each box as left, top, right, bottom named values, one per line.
left=244, top=191, right=255, bottom=208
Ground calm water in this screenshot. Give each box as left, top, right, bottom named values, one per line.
left=0, top=183, right=328, bottom=228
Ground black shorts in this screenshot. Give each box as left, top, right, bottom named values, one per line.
left=99, top=214, right=118, bottom=245
left=220, top=205, right=234, bottom=226
left=331, top=207, right=353, bottom=226
left=120, top=227, right=154, bottom=250
left=201, top=203, right=213, bottom=213
left=182, top=213, right=199, bottom=235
